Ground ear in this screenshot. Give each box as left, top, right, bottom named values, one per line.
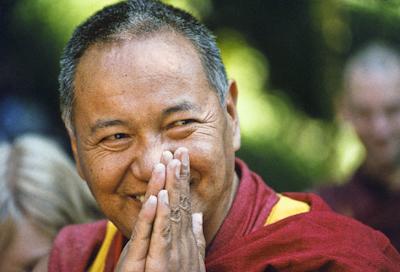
left=67, top=128, right=85, bottom=180
left=225, top=80, right=241, bottom=151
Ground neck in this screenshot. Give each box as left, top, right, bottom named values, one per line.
left=364, top=158, right=400, bottom=191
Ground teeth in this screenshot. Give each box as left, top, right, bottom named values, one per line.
left=135, top=195, right=145, bottom=203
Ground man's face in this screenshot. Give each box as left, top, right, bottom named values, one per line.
left=70, top=32, right=240, bottom=237
left=345, top=68, right=400, bottom=171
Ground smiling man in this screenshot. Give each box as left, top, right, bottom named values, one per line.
left=48, top=1, right=400, bottom=271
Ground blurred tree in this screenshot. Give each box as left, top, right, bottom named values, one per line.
left=2, top=0, right=399, bottom=191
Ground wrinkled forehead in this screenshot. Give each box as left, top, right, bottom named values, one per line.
left=71, top=31, right=221, bottom=125
left=75, top=30, right=209, bottom=94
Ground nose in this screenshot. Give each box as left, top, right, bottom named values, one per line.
left=130, top=137, right=164, bottom=182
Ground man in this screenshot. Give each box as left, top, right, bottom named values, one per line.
left=48, top=1, right=400, bottom=271
left=317, top=42, right=400, bottom=251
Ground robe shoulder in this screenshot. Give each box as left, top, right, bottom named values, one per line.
left=206, top=192, right=400, bottom=271
left=48, top=220, right=107, bottom=272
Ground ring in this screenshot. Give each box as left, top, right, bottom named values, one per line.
left=169, top=207, right=181, bottom=223
left=178, top=195, right=191, bottom=213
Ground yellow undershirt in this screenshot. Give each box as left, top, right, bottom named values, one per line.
left=264, top=194, right=310, bottom=226
left=89, top=221, right=118, bottom=272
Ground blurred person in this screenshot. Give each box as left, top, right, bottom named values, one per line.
left=0, top=134, right=102, bottom=271
left=317, top=42, right=400, bottom=250
left=48, top=1, right=400, bottom=271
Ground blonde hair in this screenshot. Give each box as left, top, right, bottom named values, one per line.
left=0, top=134, right=101, bottom=250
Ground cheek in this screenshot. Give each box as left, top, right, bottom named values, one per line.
left=187, top=137, right=233, bottom=196
left=79, top=150, right=132, bottom=193
left=352, top=121, right=372, bottom=141
left=186, top=137, right=226, bottom=173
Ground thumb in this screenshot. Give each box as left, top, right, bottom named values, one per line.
left=192, top=212, right=206, bottom=260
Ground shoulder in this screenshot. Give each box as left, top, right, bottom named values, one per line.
left=52, top=220, right=107, bottom=251
left=272, top=193, right=400, bottom=269
left=48, top=220, right=108, bottom=272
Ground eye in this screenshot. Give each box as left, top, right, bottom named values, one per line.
left=165, top=119, right=197, bottom=139
left=353, top=108, right=371, bottom=121
left=112, top=133, right=129, bottom=140
left=169, top=119, right=195, bottom=128
left=386, top=105, right=400, bottom=118
left=99, top=133, right=132, bottom=150
left=101, top=133, right=129, bottom=141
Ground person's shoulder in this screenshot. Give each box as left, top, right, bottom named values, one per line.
left=49, top=220, right=108, bottom=272
left=288, top=192, right=395, bottom=248
left=274, top=192, right=400, bottom=269
left=57, top=219, right=108, bottom=239
left=52, top=219, right=108, bottom=254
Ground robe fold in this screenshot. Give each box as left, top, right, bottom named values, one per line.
left=49, top=159, right=400, bottom=271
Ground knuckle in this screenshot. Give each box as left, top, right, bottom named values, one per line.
left=179, top=169, right=190, bottom=180
left=160, top=223, right=171, bottom=238
left=130, top=227, right=137, bottom=240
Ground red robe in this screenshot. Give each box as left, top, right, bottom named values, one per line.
left=49, top=159, right=400, bottom=271
left=317, top=165, right=400, bottom=251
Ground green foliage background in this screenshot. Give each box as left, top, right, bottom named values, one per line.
left=2, top=0, right=400, bottom=191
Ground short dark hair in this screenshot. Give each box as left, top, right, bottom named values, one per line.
left=59, top=0, right=228, bottom=130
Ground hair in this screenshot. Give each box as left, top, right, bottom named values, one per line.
left=343, top=41, right=400, bottom=92
left=0, top=134, right=102, bottom=251
left=59, top=0, right=228, bottom=130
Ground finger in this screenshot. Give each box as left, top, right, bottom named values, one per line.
left=192, top=213, right=206, bottom=261
left=146, top=190, right=171, bottom=271
left=116, top=195, right=157, bottom=271
left=161, top=150, right=173, bottom=166
left=173, top=148, right=192, bottom=230
left=166, top=159, right=192, bottom=236
left=165, top=159, right=181, bottom=207
left=173, top=147, right=191, bottom=196
left=144, top=163, right=165, bottom=202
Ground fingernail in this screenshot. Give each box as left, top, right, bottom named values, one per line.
left=192, top=212, right=203, bottom=224
left=162, top=151, right=173, bottom=160
left=146, top=195, right=157, bottom=206
left=154, top=163, right=164, bottom=173
left=158, top=190, right=169, bottom=205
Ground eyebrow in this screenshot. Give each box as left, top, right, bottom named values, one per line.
left=162, top=101, right=201, bottom=117
left=90, top=101, right=200, bottom=134
left=90, top=119, right=128, bottom=134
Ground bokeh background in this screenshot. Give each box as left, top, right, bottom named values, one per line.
left=2, top=0, right=400, bottom=191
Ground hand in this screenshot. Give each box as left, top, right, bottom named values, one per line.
left=115, top=147, right=206, bottom=272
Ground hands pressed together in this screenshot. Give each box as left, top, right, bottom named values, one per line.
left=116, top=147, right=206, bottom=272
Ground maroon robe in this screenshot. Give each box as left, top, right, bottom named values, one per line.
left=317, top=165, right=400, bottom=251
left=49, top=159, right=400, bottom=271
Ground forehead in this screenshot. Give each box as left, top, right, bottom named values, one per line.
left=75, top=31, right=209, bottom=97
left=73, top=32, right=218, bottom=123
left=346, top=68, right=400, bottom=107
